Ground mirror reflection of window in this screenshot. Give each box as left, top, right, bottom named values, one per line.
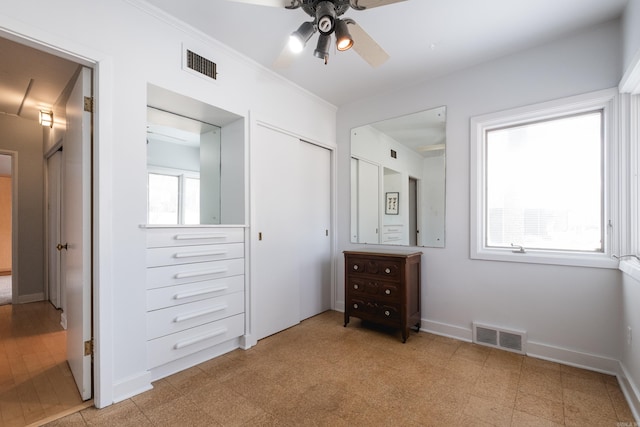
left=148, top=173, right=179, bottom=224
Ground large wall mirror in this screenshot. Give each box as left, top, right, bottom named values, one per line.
left=147, top=84, right=245, bottom=225
left=350, top=106, right=446, bottom=247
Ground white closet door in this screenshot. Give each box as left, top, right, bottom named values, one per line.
left=253, top=125, right=301, bottom=340
left=298, top=141, right=331, bottom=320
left=252, top=125, right=332, bottom=339
left=47, top=150, right=63, bottom=308
left=357, top=159, right=380, bottom=244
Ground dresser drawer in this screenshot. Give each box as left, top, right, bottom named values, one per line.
left=147, top=313, right=245, bottom=369
left=147, top=258, right=244, bottom=290
left=146, top=243, right=244, bottom=267
left=147, top=275, right=244, bottom=311
left=348, top=298, right=401, bottom=323
left=346, top=257, right=401, bottom=279
left=347, top=278, right=400, bottom=301
left=147, top=227, right=244, bottom=248
left=147, top=291, right=244, bottom=340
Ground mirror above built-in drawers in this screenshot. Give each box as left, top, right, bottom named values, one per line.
left=144, top=225, right=247, bottom=381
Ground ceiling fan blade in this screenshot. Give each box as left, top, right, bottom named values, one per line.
left=349, top=0, right=407, bottom=10
left=349, top=22, right=389, bottom=68
left=225, top=0, right=296, bottom=7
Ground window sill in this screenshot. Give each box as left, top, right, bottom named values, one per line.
left=471, top=248, right=618, bottom=269
left=619, top=259, right=640, bottom=282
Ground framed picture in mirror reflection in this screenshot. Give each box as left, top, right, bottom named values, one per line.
left=385, top=192, right=399, bottom=215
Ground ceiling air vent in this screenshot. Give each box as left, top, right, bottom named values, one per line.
left=185, top=49, right=217, bottom=80
left=472, top=322, right=526, bottom=354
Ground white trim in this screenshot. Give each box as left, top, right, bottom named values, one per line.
left=112, top=371, right=153, bottom=404
left=619, top=363, right=640, bottom=423
left=17, top=292, right=45, bottom=304
left=470, top=88, right=619, bottom=268
left=421, top=319, right=473, bottom=342
left=0, top=20, right=115, bottom=408
left=526, top=341, right=620, bottom=376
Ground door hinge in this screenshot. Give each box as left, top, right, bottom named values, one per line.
left=84, top=96, right=94, bottom=113
left=84, top=339, right=94, bottom=356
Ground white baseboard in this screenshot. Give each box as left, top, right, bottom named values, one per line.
left=149, top=337, right=241, bottom=383
left=526, top=341, right=620, bottom=376
left=421, top=318, right=473, bottom=342
left=17, top=292, right=44, bottom=304
left=112, top=371, right=153, bottom=403
left=619, top=363, right=640, bottom=424
left=60, top=312, right=67, bottom=330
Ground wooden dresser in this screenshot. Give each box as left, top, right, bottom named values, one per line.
left=344, top=249, right=422, bottom=342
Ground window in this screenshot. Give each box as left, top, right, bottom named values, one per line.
left=471, top=89, right=618, bottom=268
left=147, top=168, right=200, bottom=225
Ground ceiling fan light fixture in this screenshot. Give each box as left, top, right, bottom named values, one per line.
left=315, top=1, right=336, bottom=35
left=335, top=19, right=353, bottom=51
left=314, top=33, right=331, bottom=64
left=289, top=21, right=316, bottom=53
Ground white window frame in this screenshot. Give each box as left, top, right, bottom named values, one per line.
left=147, top=165, right=200, bottom=225
left=470, top=88, right=619, bottom=268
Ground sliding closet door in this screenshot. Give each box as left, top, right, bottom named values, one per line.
left=298, top=142, right=331, bottom=320
left=252, top=124, right=331, bottom=340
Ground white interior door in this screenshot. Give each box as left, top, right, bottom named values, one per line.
left=253, top=124, right=301, bottom=340
left=47, top=150, right=62, bottom=308
left=299, top=142, right=331, bottom=320
left=63, top=66, right=92, bottom=401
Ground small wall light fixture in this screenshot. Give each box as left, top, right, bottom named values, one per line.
left=39, top=110, right=54, bottom=128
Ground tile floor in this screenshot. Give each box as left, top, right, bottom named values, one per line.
left=43, top=310, right=636, bottom=426
left=0, top=302, right=84, bottom=426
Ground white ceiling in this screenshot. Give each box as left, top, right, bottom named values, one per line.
left=143, top=0, right=629, bottom=106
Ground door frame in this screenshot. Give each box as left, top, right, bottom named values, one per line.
left=0, top=25, right=114, bottom=407
left=0, top=150, right=18, bottom=304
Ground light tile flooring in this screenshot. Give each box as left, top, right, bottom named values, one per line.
left=0, top=302, right=85, bottom=426
left=44, top=310, right=636, bottom=426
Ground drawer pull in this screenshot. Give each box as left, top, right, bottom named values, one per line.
left=353, top=303, right=359, bottom=309
left=385, top=310, right=390, bottom=316
left=353, top=284, right=359, bottom=290
left=174, top=267, right=228, bottom=279
left=174, top=286, right=229, bottom=300
left=174, top=250, right=228, bottom=259
left=174, top=304, right=228, bottom=323
left=385, top=289, right=391, bottom=295
left=173, top=327, right=228, bottom=349
left=353, top=265, right=359, bottom=270
left=174, top=233, right=228, bottom=241
left=385, top=268, right=391, bottom=274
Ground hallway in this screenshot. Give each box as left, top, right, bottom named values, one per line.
left=0, top=301, right=88, bottom=426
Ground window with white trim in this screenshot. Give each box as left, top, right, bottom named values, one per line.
left=147, top=168, right=200, bottom=225
left=471, top=89, right=619, bottom=268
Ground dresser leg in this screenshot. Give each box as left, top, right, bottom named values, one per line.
left=344, top=314, right=349, bottom=327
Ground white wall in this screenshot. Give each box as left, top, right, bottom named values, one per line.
left=0, top=0, right=336, bottom=406
left=338, top=19, right=623, bottom=370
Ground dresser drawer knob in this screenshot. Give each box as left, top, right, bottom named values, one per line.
left=353, top=284, right=359, bottom=290
left=385, top=289, right=391, bottom=295
left=353, top=265, right=359, bottom=270
left=353, top=303, right=359, bottom=309
left=385, top=268, right=391, bottom=274
left=384, top=310, right=390, bottom=316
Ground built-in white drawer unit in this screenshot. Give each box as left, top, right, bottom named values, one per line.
left=147, top=313, right=245, bottom=369
left=147, top=227, right=244, bottom=248
left=147, top=291, right=244, bottom=340
left=382, top=224, right=404, bottom=244
left=146, top=275, right=244, bottom=311
left=147, top=242, right=244, bottom=267
left=145, top=226, right=246, bottom=375
left=146, top=258, right=244, bottom=289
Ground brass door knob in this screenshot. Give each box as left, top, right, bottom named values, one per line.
left=56, top=243, right=68, bottom=251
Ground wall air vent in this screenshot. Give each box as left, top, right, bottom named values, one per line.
left=472, top=322, right=526, bottom=354
left=185, top=49, right=217, bottom=80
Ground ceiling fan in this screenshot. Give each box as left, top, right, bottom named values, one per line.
left=226, top=0, right=407, bottom=67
